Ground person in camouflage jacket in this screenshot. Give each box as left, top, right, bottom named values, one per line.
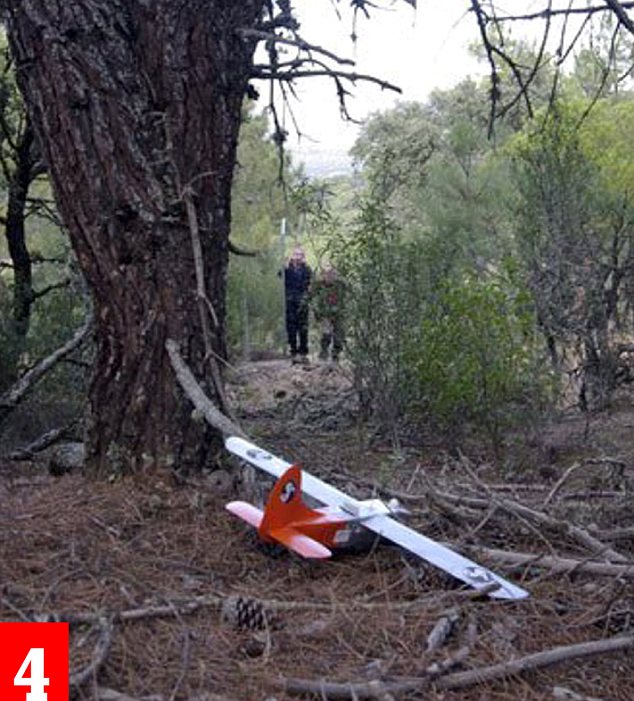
left=311, top=264, right=345, bottom=361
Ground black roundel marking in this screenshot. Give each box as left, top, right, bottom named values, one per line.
left=280, top=480, right=297, bottom=504
left=247, top=448, right=272, bottom=461
left=463, top=566, right=495, bottom=584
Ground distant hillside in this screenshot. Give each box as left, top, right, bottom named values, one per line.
left=293, top=146, right=353, bottom=179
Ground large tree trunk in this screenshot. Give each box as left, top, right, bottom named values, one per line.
left=6, top=1, right=263, bottom=473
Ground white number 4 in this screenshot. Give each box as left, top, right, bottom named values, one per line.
left=14, top=648, right=49, bottom=701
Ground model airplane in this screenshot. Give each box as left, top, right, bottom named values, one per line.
left=225, top=436, right=529, bottom=600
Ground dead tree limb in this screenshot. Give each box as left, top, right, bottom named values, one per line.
left=0, top=314, right=93, bottom=425
left=37, top=589, right=468, bottom=629
left=5, top=421, right=77, bottom=460
left=435, top=634, right=634, bottom=690
left=433, top=486, right=628, bottom=564
left=465, top=545, right=634, bottom=579
left=278, top=634, right=634, bottom=698
left=69, top=617, right=113, bottom=689
left=165, top=339, right=246, bottom=439
left=542, top=462, right=582, bottom=507
left=477, top=496, right=628, bottom=563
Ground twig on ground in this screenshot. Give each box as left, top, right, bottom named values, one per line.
left=543, top=462, right=582, bottom=508
left=435, top=634, right=634, bottom=690
left=69, top=617, right=114, bottom=689
left=425, top=608, right=460, bottom=652
left=426, top=614, right=478, bottom=676
left=168, top=629, right=191, bottom=701
left=277, top=634, right=634, bottom=698
left=464, top=545, right=634, bottom=579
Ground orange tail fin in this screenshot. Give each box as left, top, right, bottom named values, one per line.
left=258, top=465, right=332, bottom=558
left=259, top=465, right=318, bottom=534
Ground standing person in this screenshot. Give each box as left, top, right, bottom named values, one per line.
left=312, top=263, right=345, bottom=362
left=284, top=247, right=312, bottom=364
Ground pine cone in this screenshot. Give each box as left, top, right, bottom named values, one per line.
left=221, top=595, right=268, bottom=630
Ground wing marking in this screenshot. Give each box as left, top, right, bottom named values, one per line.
left=364, top=515, right=529, bottom=600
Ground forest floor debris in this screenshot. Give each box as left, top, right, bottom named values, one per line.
left=1, top=358, right=633, bottom=700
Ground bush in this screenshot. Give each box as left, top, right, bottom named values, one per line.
left=331, top=198, right=550, bottom=450
left=414, top=276, right=547, bottom=447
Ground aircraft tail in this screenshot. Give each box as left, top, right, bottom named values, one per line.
left=261, top=465, right=331, bottom=558
left=227, top=465, right=331, bottom=559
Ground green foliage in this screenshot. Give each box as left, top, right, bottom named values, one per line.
left=227, top=248, right=285, bottom=355
left=226, top=108, right=292, bottom=355
left=509, top=97, right=634, bottom=408
left=351, top=101, right=436, bottom=207
left=352, top=88, right=517, bottom=280
left=328, top=199, right=423, bottom=427
left=414, top=275, right=545, bottom=445
left=569, top=15, right=634, bottom=98
left=329, top=196, right=546, bottom=448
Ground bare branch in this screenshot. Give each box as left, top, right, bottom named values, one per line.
left=436, top=634, right=634, bottom=691
left=251, top=68, right=401, bottom=94
left=237, top=28, right=356, bottom=66
left=228, top=240, right=259, bottom=257
left=278, top=634, right=634, bottom=698
left=166, top=339, right=246, bottom=439
left=489, top=2, right=634, bottom=25
left=69, top=618, right=113, bottom=689
left=0, top=314, right=93, bottom=425
left=31, top=277, right=70, bottom=301
left=5, top=421, right=77, bottom=460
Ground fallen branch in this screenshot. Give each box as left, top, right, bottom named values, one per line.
left=476, top=498, right=627, bottom=564
left=5, top=422, right=77, bottom=460
left=166, top=339, right=246, bottom=438
left=426, top=608, right=459, bottom=652
left=28, top=586, right=496, bottom=632
left=69, top=617, right=113, bottom=689
left=465, top=545, right=634, bottom=579
left=543, top=462, right=582, bottom=507
left=278, top=634, right=634, bottom=698
left=435, top=634, right=634, bottom=690
left=590, top=526, right=634, bottom=541
left=429, top=488, right=628, bottom=564
left=455, top=459, right=628, bottom=564
left=0, top=314, right=93, bottom=425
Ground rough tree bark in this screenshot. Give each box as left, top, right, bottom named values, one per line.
left=5, top=1, right=264, bottom=473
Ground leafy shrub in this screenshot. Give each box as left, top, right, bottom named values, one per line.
left=414, top=276, right=547, bottom=446
left=331, top=197, right=550, bottom=450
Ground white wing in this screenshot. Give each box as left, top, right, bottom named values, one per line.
left=225, top=436, right=351, bottom=508
left=225, top=437, right=529, bottom=600
left=363, top=515, right=529, bottom=600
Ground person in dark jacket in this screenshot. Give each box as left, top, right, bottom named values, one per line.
left=284, top=247, right=312, bottom=363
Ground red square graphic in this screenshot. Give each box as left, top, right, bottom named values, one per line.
left=0, top=622, right=69, bottom=701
